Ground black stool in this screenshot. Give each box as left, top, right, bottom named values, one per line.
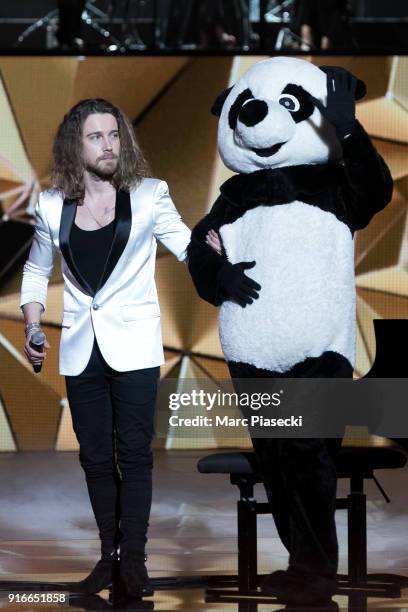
left=198, top=447, right=408, bottom=606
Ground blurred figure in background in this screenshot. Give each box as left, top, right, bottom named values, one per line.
left=159, top=0, right=258, bottom=50
left=194, top=0, right=237, bottom=48
left=296, top=0, right=350, bottom=50
left=57, top=0, right=85, bottom=50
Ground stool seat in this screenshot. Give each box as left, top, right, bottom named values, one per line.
left=336, top=446, right=407, bottom=476
left=198, top=451, right=258, bottom=476
left=197, top=447, right=407, bottom=479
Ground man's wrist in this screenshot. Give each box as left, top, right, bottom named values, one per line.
left=24, top=322, right=41, bottom=337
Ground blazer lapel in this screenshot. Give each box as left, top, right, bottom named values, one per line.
left=96, top=189, right=132, bottom=292
left=59, top=197, right=95, bottom=297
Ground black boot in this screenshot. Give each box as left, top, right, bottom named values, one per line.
left=118, top=550, right=153, bottom=599
left=75, top=552, right=116, bottom=595
left=261, top=567, right=337, bottom=604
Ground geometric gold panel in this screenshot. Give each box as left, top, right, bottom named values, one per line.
left=355, top=294, right=379, bottom=377
left=355, top=191, right=407, bottom=275
left=0, top=344, right=61, bottom=450
left=0, top=392, right=17, bottom=451
left=374, top=139, right=408, bottom=181
left=137, top=56, right=234, bottom=230
left=357, top=287, right=408, bottom=319
left=356, top=267, right=408, bottom=297
left=357, top=97, right=408, bottom=144
left=0, top=72, right=33, bottom=186
left=357, top=57, right=408, bottom=144
left=190, top=303, right=223, bottom=358
left=0, top=286, right=63, bottom=324
left=193, top=355, right=231, bottom=381
left=0, top=58, right=78, bottom=181
left=155, top=255, right=194, bottom=351
left=355, top=310, right=374, bottom=378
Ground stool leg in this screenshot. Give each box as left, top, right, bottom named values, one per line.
left=347, top=488, right=367, bottom=585
left=237, top=499, right=258, bottom=593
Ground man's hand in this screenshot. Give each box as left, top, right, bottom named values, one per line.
left=218, top=261, right=261, bottom=307
left=311, top=67, right=358, bottom=140
left=205, top=229, right=223, bottom=256
left=24, top=329, right=50, bottom=367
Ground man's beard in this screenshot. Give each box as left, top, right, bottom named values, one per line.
left=86, top=157, right=119, bottom=180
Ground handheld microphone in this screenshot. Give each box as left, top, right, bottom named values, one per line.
left=29, top=330, right=47, bottom=374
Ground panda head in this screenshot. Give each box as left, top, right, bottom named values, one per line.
left=212, top=57, right=366, bottom=174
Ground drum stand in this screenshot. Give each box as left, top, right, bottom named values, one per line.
left=275, top=25, right=311, bottom=50
left=110, top=0, right=147, bottom=50
left=264, top=0, right=311, bottom=51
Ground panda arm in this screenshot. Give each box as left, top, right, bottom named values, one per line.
left=339, top=120, right=394, bottom=231
left=187, top=197, right=230, bottom=307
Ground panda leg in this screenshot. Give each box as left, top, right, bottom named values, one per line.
left=251, top=436, right=292, bottom=554
left=228, top=360, right=339, bottom=580
left=277, top=437, right=339, bottom=578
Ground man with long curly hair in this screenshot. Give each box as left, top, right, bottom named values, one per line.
left=20, top=99, right=192, bottom=600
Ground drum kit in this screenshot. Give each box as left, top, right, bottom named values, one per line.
left=13, top=0, right=302, bottom=51
left=14, top=0, right=149, bottom=50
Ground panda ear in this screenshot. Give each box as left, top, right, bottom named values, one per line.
left=319, top=66, right=367, bottom=100
left=355, top=78, right=367, bottom=101
left=211, top=87, right=233, bottom=117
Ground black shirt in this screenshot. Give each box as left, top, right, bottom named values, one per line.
left=70, top=219, right=115, bottom=293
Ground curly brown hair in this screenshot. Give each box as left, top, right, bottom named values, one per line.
left=51, top=98, right=151, bottom=201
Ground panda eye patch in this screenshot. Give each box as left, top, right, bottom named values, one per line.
left=228, top=88, right=254, bottom=130
left=280, top=84, right=315, bottom=123
left=278, top=94, right=300, bottom=112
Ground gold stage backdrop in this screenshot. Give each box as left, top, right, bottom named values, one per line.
left=0, top=56, right=407, bottom=451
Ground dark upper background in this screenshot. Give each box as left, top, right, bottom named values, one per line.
left=0, top=0, right=407, bottom=54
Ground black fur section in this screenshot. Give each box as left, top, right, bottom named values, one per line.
left=211, top=86, right=233, bottom=117
left=187, top=121, right=393, bottom=307
left=280, top=84, right=315, bottom=123
left=227, top=353, right=348, bottom=578
left=339, top=121, right=393, bottom=230
left=228, top=352, right=353, bottom=379
left=187, top=197, right=233, bottom=306
left=220, top=164, right=339, bottom=208
left=246, top=434, right=340, bottom=579
left=228, top=88, right=254, bottom=129
left=219, top=121, right=392, bottom=232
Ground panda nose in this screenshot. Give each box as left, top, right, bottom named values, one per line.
left=238, top=99, right=268, bottom=127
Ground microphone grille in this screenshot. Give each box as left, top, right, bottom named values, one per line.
left=31, top=331, right=46, bottom=346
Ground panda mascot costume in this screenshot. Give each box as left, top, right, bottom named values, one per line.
left=187, top=57, right=393, bottom=605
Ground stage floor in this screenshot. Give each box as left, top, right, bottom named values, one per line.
left=1, top=449, right=408, bottom=610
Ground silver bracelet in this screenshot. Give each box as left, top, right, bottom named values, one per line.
left=25, top=322, right=41, bottom=337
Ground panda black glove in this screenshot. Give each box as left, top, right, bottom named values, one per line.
left=217, top=261, right=261, bottom=307
left=311, top=67, right=358, bottom=140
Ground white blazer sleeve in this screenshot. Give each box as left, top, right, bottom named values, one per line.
left=20, top=194, right=56, bottom=311
left=152, top=180, right=191, bottom=262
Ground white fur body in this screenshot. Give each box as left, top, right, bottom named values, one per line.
left=219, top=202, right=356, bottom=372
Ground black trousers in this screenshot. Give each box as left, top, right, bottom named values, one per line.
left=228, top=357, right=351, bottom=579
left=65, top=338, right=160, bottom=559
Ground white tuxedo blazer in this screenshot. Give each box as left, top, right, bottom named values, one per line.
left=20, top=178, right=191, bottom=376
